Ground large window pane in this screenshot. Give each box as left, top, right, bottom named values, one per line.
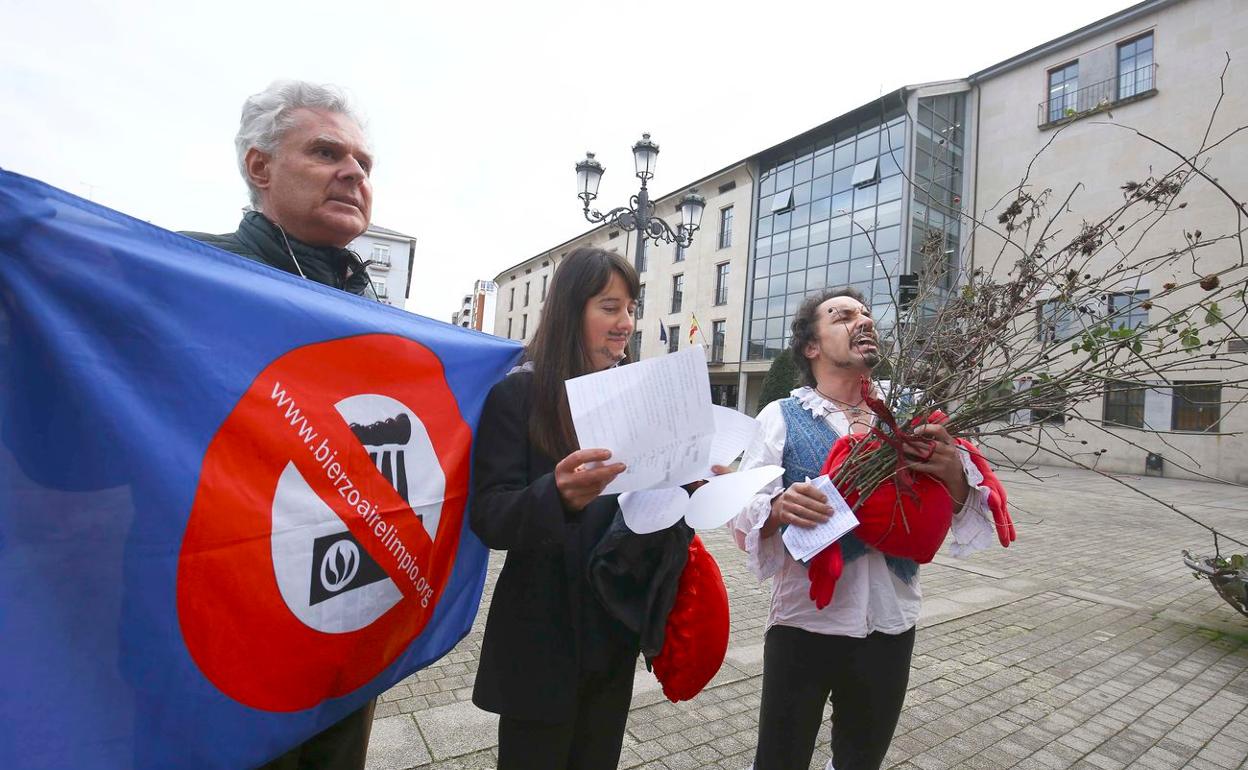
left=849, top=258, right=874, bottom=283
left=814, top=153, right=835, bottom=178
left=877, top=174, right=903, bottom=204
left=810, top=197, right=832, bottom=224
left=834, top=142, right=855, bottom=170
left=877, top=199, right=903, bottom=228
left=1118, top=33, right=1154, bottom=99
left=809, top=215, right=831, bottom=243
left=793, top=181, right=812, bottom=206
left=1103, top=381, right=1145, bottom=428
left=1171, top=382, right=1221, bottom=432
left=1048, top=61, right=1079, bottom=122
left=828, top=237, right=850, bottom=263
left=828, top=214, right=852, bottom=241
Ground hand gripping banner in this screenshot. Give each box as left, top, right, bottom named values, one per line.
left=0, top=170, right=522, bottom=768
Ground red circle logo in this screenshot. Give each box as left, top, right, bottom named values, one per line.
left=176, top=335, right=471, bottom=712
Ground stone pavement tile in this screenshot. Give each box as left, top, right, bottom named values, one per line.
left=382, top=468, right=1248, bottom=770
left=364, top=715, right=432, bottom=770
left=412, top=700, right=497, bottom=761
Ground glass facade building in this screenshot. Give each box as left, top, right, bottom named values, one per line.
left=745, top=90, right=968, bottom=362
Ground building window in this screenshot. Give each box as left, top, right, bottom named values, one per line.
left=1037, top=300, right=1080, bottom=342
left=630, top=330, right=642, bottom=362
left=609, top=230, right=620, bottom=239
left=509, top=287, right=515, bottom=311
left=1103, top=381, right=1145, bottom=428
left=718, top=180, right=736, bottom=194
left=671, top=274, right=684, bottom=313
left=541, top=275, right=548, bottom=301
left=710, top=383, right=738, bottom=407
left=521, top=314, right=528, bottom=339
left=507, top=318, right=513, bottom=338
left=851, top=158, right=879, bottom=187
left=770, top=190, right=793, bottom=214
left=711, top=320, right=726, bottom=362
left=718, top=206, right=734, bottom=249
left=638, top=239, right=648, bottom=273
left=675, top=227, right=686, bottom=262
left=1107, top=290, right=1150, bottom=330
left=1047, top=61, right=1079, bottom=122
left=714, top=263, right=730, bottom=306
left=373, top=278, right=387, bottom=298
left=667, top=325, right=680, bottom=353
left=370, top=244, right=391, bottom=266
left=637, top=283, right=646, bottom=320
left=1172, top=382, right=1221, bottom=432
left=1118, top=33, right=1154, bottom=100
left=524, top=281, right=530, bottom=307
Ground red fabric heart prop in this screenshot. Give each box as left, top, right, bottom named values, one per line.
left=820, top=432, right=956, bottom=564
left=651, top=535, right=729, bottom=703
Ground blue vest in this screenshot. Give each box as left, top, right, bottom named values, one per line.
left=778, top=397, right=918, bottom=585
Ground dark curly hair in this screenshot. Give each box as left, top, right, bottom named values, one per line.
left=790, top=286, right=869, bottom=387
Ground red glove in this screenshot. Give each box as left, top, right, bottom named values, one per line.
left=806, top=541, right=844, bottom=610
left=957, top=440, right=1016, bottom=547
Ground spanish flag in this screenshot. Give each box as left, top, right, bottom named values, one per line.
left=688, top=314, right=701, bottom=345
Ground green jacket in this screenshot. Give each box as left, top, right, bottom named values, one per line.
left=182, top=211, right=377, bottom=299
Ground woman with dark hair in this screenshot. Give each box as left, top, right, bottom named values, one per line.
left=468, top=246, right=646, bottom=769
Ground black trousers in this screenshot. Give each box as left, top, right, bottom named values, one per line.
left=256, top=699, right=376, bottom=770
left=496, top=663, right=636, bottom=770
left=753, top=624, right=915, bottom=770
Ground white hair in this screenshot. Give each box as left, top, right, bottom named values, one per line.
left=235, top=80, right=368, bottom=208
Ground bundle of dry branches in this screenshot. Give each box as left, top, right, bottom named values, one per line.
left=837, top=59, right=1248, bottom=552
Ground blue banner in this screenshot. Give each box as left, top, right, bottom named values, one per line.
left=0, top=170, right=522, bottom=769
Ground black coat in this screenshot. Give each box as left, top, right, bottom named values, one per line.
left=470, top=370, right=644, bottom=722
left=181, top=211, right=377, bottom=297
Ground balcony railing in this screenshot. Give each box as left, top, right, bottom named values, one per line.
left=1038, top=64, right=1157, bottom=127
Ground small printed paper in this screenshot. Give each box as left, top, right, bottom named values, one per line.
left=620, top=465, right=784, bottom=534
left=781, top=475, right=859, bottom=562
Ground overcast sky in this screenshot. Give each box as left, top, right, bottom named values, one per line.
left=2, top=0, right=1135, bottom=319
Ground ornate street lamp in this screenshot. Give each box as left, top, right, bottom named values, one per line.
left=575, top=133, right=706, bottom=273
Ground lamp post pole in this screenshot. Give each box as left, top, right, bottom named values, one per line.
left=575, top=133, right=706, bottom=276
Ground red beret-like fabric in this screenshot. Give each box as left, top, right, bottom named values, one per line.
left=820, top=433, right=955, bottom=564
left=651, top=535, right=730, bottom=703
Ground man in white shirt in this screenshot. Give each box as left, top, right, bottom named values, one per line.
left=733, top=287, right=999, bottom=770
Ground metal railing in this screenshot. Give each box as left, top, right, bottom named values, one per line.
left=1037, top=63, right=1157, bottom=127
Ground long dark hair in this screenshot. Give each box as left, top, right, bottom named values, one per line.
left=527, top=247, right=640, bottom=460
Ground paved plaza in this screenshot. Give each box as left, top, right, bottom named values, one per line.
left=365, top=468, right=1248, bottom=770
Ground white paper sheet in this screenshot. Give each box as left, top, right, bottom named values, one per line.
left=708, top=404, right=761, bottom=471
left=781, top=475, right=859, bottom=562
left=565, top=346, right=716, bottom=494
left=619, top=488, right=689, bottom=534
left=618, top=465, right=784, bottom=534
left=684, top=465, right=784, bottom=530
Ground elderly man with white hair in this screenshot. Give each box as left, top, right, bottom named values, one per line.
left=182, top=80, right=379, bottom=770
left=184, top=80, right=378, bottom=299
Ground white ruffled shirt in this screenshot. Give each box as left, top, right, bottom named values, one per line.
left=730, top=387, right=998, bottom=637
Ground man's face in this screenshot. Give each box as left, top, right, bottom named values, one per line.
left=248, top=108, right=373, bottom=248
left=804, top=295, right=880, bottom=373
